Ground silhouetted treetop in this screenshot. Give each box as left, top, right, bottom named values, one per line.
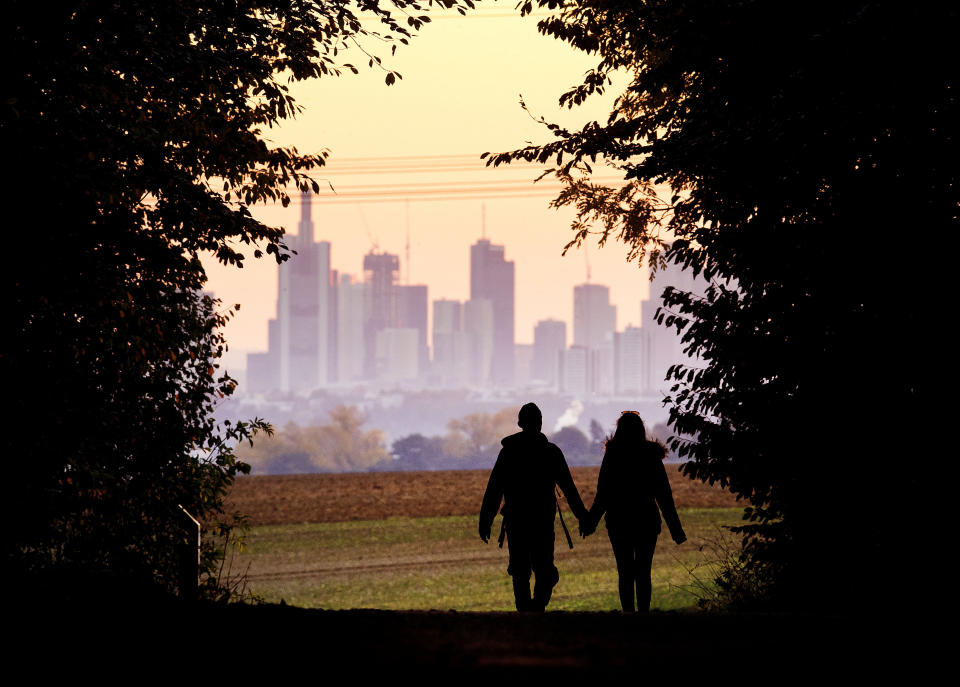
left=4, top=0, right=472, bottom=596
left=488, top=0, right=955, bottom=610
left=488, top=1, right=955, bottom=269
left=9, top=0, right=474, bottom=270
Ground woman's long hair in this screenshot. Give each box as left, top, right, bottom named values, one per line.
left=606, top=412, right=666, bottom=460
left=611, top=412, right=646, bottom=445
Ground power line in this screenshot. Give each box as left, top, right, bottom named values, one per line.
left=312, top=154, right=560, bottom=176
left=267, top=176, right=625, bottom=204
left=315, top=176, right=623, bottom=192
left=209, top=151, right=628, bottom=204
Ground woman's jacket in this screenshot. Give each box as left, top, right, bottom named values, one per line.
left=590, top=439, right=684, bottom=541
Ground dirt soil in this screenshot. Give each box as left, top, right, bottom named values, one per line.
left=224, top=466, right=740, bottom=526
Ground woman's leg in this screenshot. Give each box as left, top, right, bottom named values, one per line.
left=608, top=529, right=636, bottom=612
left=635, top=535, right=658, bottom=612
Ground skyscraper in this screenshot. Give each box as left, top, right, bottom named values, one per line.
left=464, top=298, right=494, bottom=387
left=432, top=299, right=465, bottom=387
left=337, top=274, right=367, bottom=383
left=639, top=259, right=707, bottom=394
left=247, top=193, right=333, bottom=392
left=375, top=328, right=419, bottom=382
left=328, top=269, right=338, bottom=384
left=278, top=195, right=332, bottom=390
left=573, top=283, right=617, bottom=350
left=533, top=319, right=566, bottom=387
left=514, top=344, right=534, bottom=388
left=559, top=345, right=589, bottom=396
left=572, top=283, right=616, bottom=394
left=362, top=251, right=399, bottom=378
left=470, top=238, right=515, bottom=386
left=397, top=284, right=429, bottom=375
left=614, top=326, right=647, bottom=394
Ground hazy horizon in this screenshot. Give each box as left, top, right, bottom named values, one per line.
left=202, top=8, right=665, bottom=368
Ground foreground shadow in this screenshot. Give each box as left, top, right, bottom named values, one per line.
left=10, top=594, right=931, bottom=678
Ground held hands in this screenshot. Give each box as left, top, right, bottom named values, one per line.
left=578, top=515, right=597, bottom=538
left=479, top=523, right=491, bottom=544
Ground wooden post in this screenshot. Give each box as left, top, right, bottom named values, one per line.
left=178, top=505, right=201, bottom=601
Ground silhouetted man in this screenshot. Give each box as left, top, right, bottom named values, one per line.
left=479, top=402, right=588, bottom=612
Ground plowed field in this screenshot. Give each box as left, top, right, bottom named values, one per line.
left=224, top=466, right=739, bottom=526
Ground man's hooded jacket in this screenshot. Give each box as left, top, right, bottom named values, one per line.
left=479, top=430, right=587, bottom=535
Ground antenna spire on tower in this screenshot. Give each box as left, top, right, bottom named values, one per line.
left=481, top=202, right=486, bottom=239
left=300, top=190, right=312, bottom=223
left=298, top=190, right=314, bottom=246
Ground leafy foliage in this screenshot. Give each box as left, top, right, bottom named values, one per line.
left=490, top=1, right=955, bottom=609
left=389, top=434, right=448, bottom=471
left=3, top=0, right=470, bottom=596
left=443, top=408, right=519, bottom=463
left=238, top=406, right=390, bottom=473
left=587, top=419, right=607, bottom=455
left=550, top=425, right=590, bottom=461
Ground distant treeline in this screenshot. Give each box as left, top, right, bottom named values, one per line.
left=237, top=405, right=678, bottom=474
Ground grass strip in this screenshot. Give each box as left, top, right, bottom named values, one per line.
left=224, top=508, right=744, bottom=612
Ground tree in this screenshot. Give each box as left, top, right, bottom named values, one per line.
left=588, top=418, right=607, bottom=454
left=389, top=434, right=447, bottom=471
left=4, top=0, right=469, bottom=595
left=443, top=408, right=518, bottom=465
left=234, top=407, right=390, bottom=472
left=550, top=426, right=590, bottom=463
left=235, top=421, right=312, bottom=474
left=309, top=405, right=390, bottom=472
left=490, top=1, right=955, bottom=609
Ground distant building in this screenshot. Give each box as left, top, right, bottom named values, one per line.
left=362, top=251, right=400, bottom=378
left=532, top=319, right=566, bottom=387
left=246, top=193, right=334, bottom=392
left=464, top=298, right=494, bottom=387
left=573, top=283, right=616, bottom=395
left=245, top=349, right=276, bottom=394
left=246, top=316, right=279, bottom=392
left=328, top=269, right=338, bottom=383
left=592, top=341, right=616, bottom=395
left=614, top=326, right=648, bottom=395
left=639, top=259, right=708, bottom=394
left=470, top=238, right=515, bottom=386
left=397, top=284, right=429, bottom=375
left=375, top=328, right=419, bottom=383
left=514, top=343, right=534, bottom=388
left=337, top=274, right=367, bottom=383
left=560, top=345, right=590, bottom=397
left=574, top=283, right=617, bottom=350
left=432, top=299, right=466, bottom=387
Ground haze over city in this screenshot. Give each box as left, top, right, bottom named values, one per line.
left=202, top=8, right=656, bottom=373
left=211, top=185, right=701, bottom=461
left=196, top=7, right=699, bottom=459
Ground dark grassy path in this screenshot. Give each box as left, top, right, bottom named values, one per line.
left=13, top=597, right=933, bottom=678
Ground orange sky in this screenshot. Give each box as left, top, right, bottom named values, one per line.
left=203, top=7, right=658, bottom=369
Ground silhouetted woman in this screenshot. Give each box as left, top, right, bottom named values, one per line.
left=583, top=412, right=686, bottom=613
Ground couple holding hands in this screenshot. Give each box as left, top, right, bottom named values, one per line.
left=479, top=403, right=686, bottom=613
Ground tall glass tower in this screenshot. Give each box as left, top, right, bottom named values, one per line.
left=470, top=238, right=515, bottom=387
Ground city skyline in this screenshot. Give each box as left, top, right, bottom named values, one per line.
left=199, top=9, right=658, bottom=372
left=243, top=200, right=695, bottom=397
left=208, top=197, right=659, bottom=372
